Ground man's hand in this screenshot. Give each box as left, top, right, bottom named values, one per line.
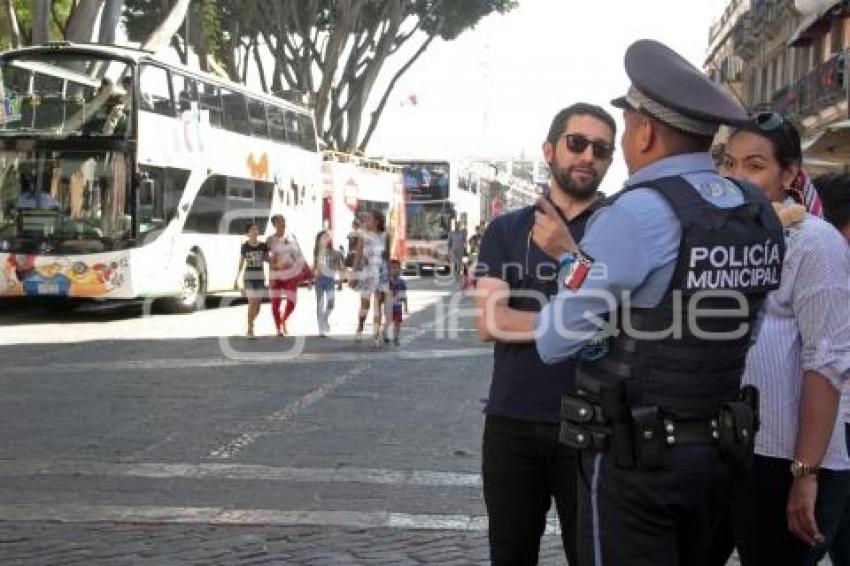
left=532, top=196, right=578, bottom=259
left=787, top=476, right=824, bottom=546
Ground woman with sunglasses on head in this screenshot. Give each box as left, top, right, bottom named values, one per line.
left=717, top=113, right=850, bottom=566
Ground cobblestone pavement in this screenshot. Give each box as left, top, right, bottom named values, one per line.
left=0, top=523, right=566, bottom=565
left=0, top=280, right=816, bottom=566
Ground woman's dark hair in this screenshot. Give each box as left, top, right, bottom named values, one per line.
left=546, top=103, right=617, bottom=145
left=813, top=172, right=850, bottom=231
left=730, top=115, right=802, bottom=169
left=371, top=209, right=386, bottom=232
left=245, top=222, right=259, bottom=233
left=313, top=230, right=331, bottom=259
left=271, top=214, right=285, bottom=225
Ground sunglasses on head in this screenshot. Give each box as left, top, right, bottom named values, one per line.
left=561, top=134, right=615, bottom=160
left=753, top=112, right=785, bottom=131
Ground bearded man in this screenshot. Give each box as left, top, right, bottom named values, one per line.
left=474, top=103, right=615, bottom=565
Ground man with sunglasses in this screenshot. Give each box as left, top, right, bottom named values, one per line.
left=530, top=40, right=785, bottom=565
left=475, top=102, right=615, bottom=565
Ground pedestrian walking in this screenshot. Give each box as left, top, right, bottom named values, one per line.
left=386, top=259, right=408, bottom=345
left=447, top=221, right=467, bottom=286
left=234, top=222, right=268, bottom=338
left=352, top=209, right=390, bottom=348
left=531, top=40, right=786, bottom=566
left=267, top=215, right=308, bottom=337
left=313, top=229, right=337, bottom=337
left=474, top=103, right=613, bottom=565
left=711, top=123, right=850, bottom=566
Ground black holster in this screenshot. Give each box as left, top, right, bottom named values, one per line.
left=717, top=385, right=759, bottom=472
left=559, top=380, right=635, bottom=469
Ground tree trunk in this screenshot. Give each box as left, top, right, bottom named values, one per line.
left=252, top=38, right=268, bottom=93
left=358, top=33, right=435, bottom=152
left=30, top=0, right=51, bottom=44
left=313, top=0, right=363, bottom=138
left=342, top=0, right=404, bottom=150
left=65, top=0, right=104, bottom=43
left=142, top=0, right=191, bottom=54
left=4, top=0, right=21, bottom=47
left=98, top=0, right=124, bottom=45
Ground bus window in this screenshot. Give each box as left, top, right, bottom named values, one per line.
left=247, top=98, right=268, bottom=138
left=284, top=110, right=300, bottom=146
left=266, top=105, right=286, bottom=142
left=138, top=165, right=191, bottom=236
left=4, top=65, right=31, bottom=96
left=32, top=72, right=64, bottom=129
left=172, top=74, right=198, bottom=113
left=225, top=176, right=254, bottom=235
left=254, top=180, right=273, bottom=232
left=298, top=113, right=317, bottom=151
left=221, top=89, right=249, bottom=133
left=199, top=82, right=222, bottom=127
left=183, top=175, right=225, bottom=234
left=139, top=65, right=173, bottom=116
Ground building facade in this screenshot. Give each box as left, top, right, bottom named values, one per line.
left=706, top=0, right=850, bottom=169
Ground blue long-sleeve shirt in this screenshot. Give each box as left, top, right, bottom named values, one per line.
left=535, top=153, right=745, bottom=364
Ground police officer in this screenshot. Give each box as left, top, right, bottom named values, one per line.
left=532, top=40, right=785, bottom=565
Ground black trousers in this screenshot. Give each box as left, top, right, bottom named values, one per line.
left=577, top=445, right=734, bottom=566
left=482, top=414, right=578, bottom=565
left=711, top=454, right=850, bottom=566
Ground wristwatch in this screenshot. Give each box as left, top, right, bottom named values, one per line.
left=790, top=459, right=820, bottom=478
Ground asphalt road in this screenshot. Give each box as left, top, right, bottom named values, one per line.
left=0, top=278, right=568, bottom=565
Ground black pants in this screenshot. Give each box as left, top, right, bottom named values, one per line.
left=577, top=445, right=734, bottom=566
left=712, top=454, right=850, bottom=566
left=482, top=415, right=578, bottom=565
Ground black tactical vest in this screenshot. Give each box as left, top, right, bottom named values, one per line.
left=576, top=176, right=785, bottom=420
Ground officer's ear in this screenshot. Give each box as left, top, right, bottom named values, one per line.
left=637, top=116, right=655, bottom=154
left=542, top=140, right=555, bottom=164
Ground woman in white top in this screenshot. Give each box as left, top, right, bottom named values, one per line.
left=352, top=209, right=390, bottom=347
left=716, top=114, right=850, bottom=565
left=267, top=215, right=306, bottom=336
left=809, top=172, right=850, bottom=566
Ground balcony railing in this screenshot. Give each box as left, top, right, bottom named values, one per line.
left=769, top=48, right=846, bottom=118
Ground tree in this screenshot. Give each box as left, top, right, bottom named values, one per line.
left=124, top=0, right=518, bottom=153
left=258, top=0, right=517, bottom=152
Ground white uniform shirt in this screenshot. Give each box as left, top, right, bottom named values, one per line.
left=743, top=212, right=850, bottom=470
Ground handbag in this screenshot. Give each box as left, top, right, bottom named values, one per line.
left=290, top=236, right=313, bottom=285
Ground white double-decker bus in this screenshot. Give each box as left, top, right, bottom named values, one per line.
left=392, top=159, right=479, bottom=270
left=0, top=42, right=322, bottom=311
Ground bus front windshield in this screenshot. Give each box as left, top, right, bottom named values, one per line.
left=405, top=201, right=453, bottom=241
left=0, top=54, right=134, bottom=137
left=0, top=150, right=131, bottom=253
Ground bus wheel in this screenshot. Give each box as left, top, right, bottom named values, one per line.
left=162, top=254, right=206, bottom=313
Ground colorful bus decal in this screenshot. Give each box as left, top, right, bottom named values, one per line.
left=0, top=252, right=131, bottom=297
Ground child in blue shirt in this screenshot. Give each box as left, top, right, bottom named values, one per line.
left=387, top=259, right=409, bottom=345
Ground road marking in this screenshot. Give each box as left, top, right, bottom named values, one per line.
left=3, top=347, right=491, bottom=375
left=209, top=363, right=370, bottom=459
left=0, top=503, right=561, bottom=534
left=0, top=460, right=482, bottom=487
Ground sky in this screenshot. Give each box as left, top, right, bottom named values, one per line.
left=368, top=0, right=730, bottom=194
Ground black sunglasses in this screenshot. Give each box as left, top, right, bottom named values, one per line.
left=561, top=134, right=615, bottom=160
left=753, top=112, right=785, bottom=131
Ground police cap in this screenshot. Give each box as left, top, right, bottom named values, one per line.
left=612, top=39, right=749, bottom=138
